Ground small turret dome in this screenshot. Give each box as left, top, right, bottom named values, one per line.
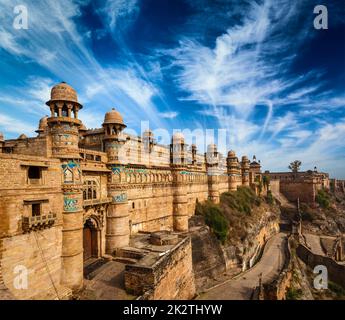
left=46, top=82, right=82, bottom=108
left=172, top=132, right=185, bottom=143
left=103, top=108, right=125, bottom=125
left=228, top=150, right=236, bottom=157
left=207, top=144, right=217, bottom=153
left=79, top=123, right=87, bottom=131
left=36, top=115, right=48, bottom=133
left=18, top=133, right=28, bottom=140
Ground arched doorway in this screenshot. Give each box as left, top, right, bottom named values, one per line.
left=83, top=218, right=99, bottom=262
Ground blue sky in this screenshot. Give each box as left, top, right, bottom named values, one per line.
left=0, top=0, right=344, bottom=177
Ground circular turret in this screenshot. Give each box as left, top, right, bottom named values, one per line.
left=228, top=150, right=236, bottom=158
left=18, top=133, right=28, bottom=140
left=36, top=115, right=48, bottom=134
left=79, top=123, right=87, bottom=132
left=46, top=82, right=82, bottom=108
left=207, top=144, right=217, bottom=153
left=172, top=132, right=185, bottom=144
left=103, top=108, right=125, bottom=126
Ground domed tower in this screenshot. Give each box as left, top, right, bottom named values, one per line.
left=35, top=115, right=48, bottom=137
left=46, top=82, right=84, bottom=291
left=102, top=108, right=130, bottom=253
left=206, top=144, right=220, bottom=203
left=170, top=132, right=189, bottom=231
left=249, top=155, right=261, bottom=185
left=241, top=155, right=250, bottom=186
left=0, top=132, right=4, bottom=153
left=171, top=132, right=186, bottom=166
left=143, top=129, right=154, bottom=154
left=46, top=82, right=82, bottom=158
left=102, top=108, right=127, bottom=164
left=227, top=150, right=241, bottom=191
left=191, top=144, right=197, bottom=166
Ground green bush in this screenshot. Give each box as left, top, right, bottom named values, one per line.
left=266, top=190, right=275, bottom=205
left=286, top=288, right=302, bottom=300
left=195, top=201, right=229, bottom=244
left=220, top=187, right=260, bottom=215
left=316, top=189, right=331, bottom=209
left=329, top=282, right=345, bottom=298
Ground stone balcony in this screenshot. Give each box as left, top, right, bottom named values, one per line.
left=83, top=197, right=112, bottom=208
left=22, top=213, right=57, bottom=233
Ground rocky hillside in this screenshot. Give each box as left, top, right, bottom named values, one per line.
left=300, top=190, right=345, bottom=236
left=191, top=187, right=281, bottom=291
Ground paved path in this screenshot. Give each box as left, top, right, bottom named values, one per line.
left=304, top=234, right=324, bottom=256
left=79, top=261, right=135, bottom=300
left=198, top=233, right=287, bottom=300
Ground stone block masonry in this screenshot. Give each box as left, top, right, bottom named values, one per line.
left=0, top=82, right=265, bottom=299
left=125, top=236, right=196, bottom=300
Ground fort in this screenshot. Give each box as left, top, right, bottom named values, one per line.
left=0, top=82, right=265, bottom=299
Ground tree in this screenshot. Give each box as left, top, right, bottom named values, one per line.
left=288, top=160, right=302, bottom=173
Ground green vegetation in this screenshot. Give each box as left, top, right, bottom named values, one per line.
left=266, top=190, right=275, bottom=205
left=220, top=187, right=261, bottom=215
left=316, top=189, right=331, bottom=209
left=195, top=187, right=275, bottom=245
left=262, top=175, right=270, bottom=189
left=195, top=201, right=229, bottom=244
left=328, top=282, right=345, bottom=299
left=286, top=287, right=303, bottom=300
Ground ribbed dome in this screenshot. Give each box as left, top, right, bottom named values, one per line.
left=207, top=144, right=217, bottom=153
left=46, top=82, right=82, bottom=107
left=228, top=150, right=236, bottom=157
left=18, top=133, right=28, bottom=139
left=37, top=116, right=48, bottom=132
left=103, top=108, right=125, bottom=125
left=172, top=132, right=184, bottom=143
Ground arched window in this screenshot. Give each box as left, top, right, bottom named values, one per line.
left=62, top=104, right=68, bottom=117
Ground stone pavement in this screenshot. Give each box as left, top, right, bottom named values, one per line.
left=304, top=233, right=324, bottom=256
left=78, top=260, right=135, bottom=300
left=198, top=233, right=287, bottom=300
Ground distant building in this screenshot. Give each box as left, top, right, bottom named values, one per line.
left=264, top=170, right=330, bottom=204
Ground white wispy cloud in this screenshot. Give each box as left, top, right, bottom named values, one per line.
left=166, top=0, right=345, bottom=177
left=158, top=111, right=179, bottom=119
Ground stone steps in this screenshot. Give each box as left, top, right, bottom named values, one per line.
left=114, top=257, right=138, bottom=265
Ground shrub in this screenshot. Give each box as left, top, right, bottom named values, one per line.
left=220, top=187, right=260, bottom=215
left=316, top=189, right=331, bottom=209
left=195, top=201, right=229, bottom=244
left=286, top=288, right=302, bottom=300
left=329, top=282, right=345, bottom=298
left=266, top=190, right=275, bottom=205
